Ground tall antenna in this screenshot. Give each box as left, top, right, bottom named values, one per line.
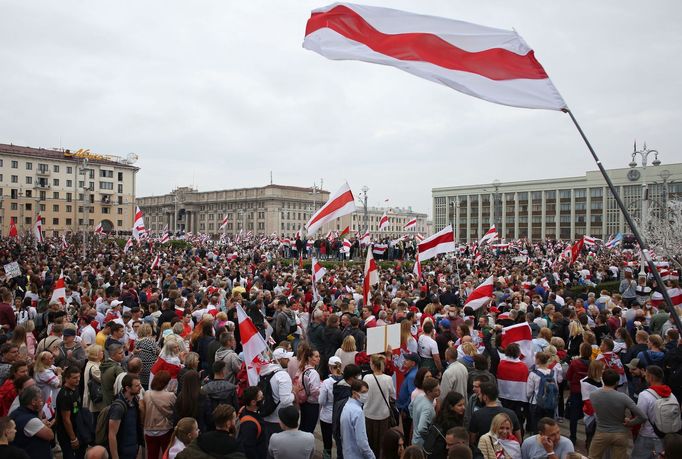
left=270, top=171, right=273, bottom=185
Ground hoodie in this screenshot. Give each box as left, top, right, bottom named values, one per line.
left=637, top=350, right=666, bottom=367
left=176, top=431, right=245, bottom=459
left=215, top=348, right=241, bottom=384
left=99, top=359, right=124, bottom=405
left=202, top=379, right=238, bottom=410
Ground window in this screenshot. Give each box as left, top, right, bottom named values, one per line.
left=40, top=204, right=45, bottom=212
left=26, top=162, right=32, bottom=170
left=118, top=172, right=123, bottom=181
left=52, top=192, right=59, bottom=199
left=25, top=203, right=32, bottom=211
left=560, top=216, right=571, bottom=223
left=100, top=170, right=113, bottom=178
left=559, top=189, right=571, bottom=199
left=53, top=179, right=59, bottom=186
left=99, top=182, right=113, bottom=190
left=574, top=188, right=586, bottom=198
left=518, top=192, right=528, bottom=201
left=53, top=205, right=59, bottom=212
left=40, top=191, right=46, bottom=200
left=11, top=161, right=18, bottom=169
left=66, top=193, right=72, bottom=202
left=560, top=203, right=571, bottom=211
left=66, top=205, right=72, bottom=212
left=531, top=191, right=542, bottom=201
left=102, top=207, right=110, bottom=214
left=66, top=180, right=72, bottom=187
left=89, top=182, right=94, bottom=190
left=11, top=176, right=17, bottom=183
left=590, top=187, right=603, bottom=198
left=118, top=208, right=123, bottom=214
left=25, top=190, right=31, bottom=198
left=575, top=202, right=586, bottom=211
left=591, top=200, right=603, bottom=210
left=53, top=218, right=59, bottom=225
left=78, top=181, right=84, bottom=188
left=67, top=166, right=73, bottom=174
left=66, top=218, right=72, bottom=226
left=117, top=220, right=122, bottom=227
left=53, top=165, right=60, bottom=173
left=0, top=174, right=2, bottom=182
left=545, top=190, right=556, bottom=200
left=10, top=203, right=17, bottom=210
left=117, top=196, right=123, bottom=204
left=25, top=176, right=32, bottom=184
left=10, top=189, right=17, bottom=199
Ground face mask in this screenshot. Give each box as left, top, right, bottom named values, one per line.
left=358, top=392, right=369, bottom=405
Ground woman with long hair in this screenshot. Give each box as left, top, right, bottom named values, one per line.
left=150, top=334, right=183, bottom=392
left=135, top=323, right=160, bottom=390
left=10, top=325, right=31, bottom=364
left=33, top=350, right=61, bottom=411
left=164, top=417, right=199, bottom=459
left=434, top=391, right=465, bottom=431
left=567, top=320, right=585, bottom=358
left=83, top=344, right=105, bottom=418
left=381, top=428, right=405, bottom=459
left=478, top=412, right=521, bottom=459
left=143, top=370, right=177, bottom=459
left=192, top=320, right=215, bottom=375
left=334, top=335, right=357, bottom=370
left=363, top=354, right=397, bottom=458
left=581, top=359, right=604, bottom=450
left=175, top=370, right=207, bottom=432
left=295, top=347, right=321, bottom=434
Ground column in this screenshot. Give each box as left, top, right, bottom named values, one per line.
left=586, top=190, right=592, bottom=236
left=466, top=195, right=471, bottom=242
left=477, top=194, right=483, bottom=241
left=514, top=192, right=519, bottom=240
left=555, top=189, right=560, bottom=237
left=501, top=195, right=506, bottom=238
left=570, top=189, right=576, bottom=239
left=602, top=187, right=607, bottom=237
left=541, top=191, right=547, bottom=239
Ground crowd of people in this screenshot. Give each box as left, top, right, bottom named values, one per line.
left=0, top=232, right=681, bottom=459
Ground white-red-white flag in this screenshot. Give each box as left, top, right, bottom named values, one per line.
left=583, top=235, right=596, bottom=247
left=413, top=250, right=422, bottom=278
left=280, top=237, right=291, bottom=246
left=303, top=3, right=566, bottom=111
left=372, top=243, right=388, bottom=255
left=342, top=238, right=352, bottom=253
left=418, top=225, right=455, bottom=261
left=501, top=322, right=535, bottom=368
left=415, top=233, right=424, bottom=242
left=33, top=214, right=44, bottom=244
left=43, top=396, right=55, bottom=419
left=404, top=218, right=417, bottom=230
left=363, top=247, right=379, bottom=306
left=50, top=271, right=66, bottom=305
left=306, top=182, right=356, bottom=235
left=123, top=236, right=134, bottom=253
left=94, top=222, right=104, bottom=235
left=132, top=206, right=146, bottom=241
left=219, top=215, right=229, bottom=230
left=464, top=275, right=494, bottom=310
left=478, top=224, right=498, bottom=246
left=360, top=231, right=371, bottom=245
left=151, top=254, right=161, bottom=270
left=61, top=235, right=69, bottom=250
left=379, top=212, right=389, bottom=231
left=312, top=257, right=327, bottom=282
left=160, top=232, right=170, bottom=244
left=237, top=304, right=269, bottom=386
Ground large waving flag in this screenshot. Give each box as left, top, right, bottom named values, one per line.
left=570, top=237, right=584, bottom=265
left=417, top=225, right=455, bottom=261
left=219, top=215, right=229, bottom=230
left=303, top=3, right=566, bottom=111
left=132, top=206, right=146, bottom=241
left=33, top=215, right=44, bottom=244
left=379, top=212, right=389, bottom=231
left=605, top=233, right=623, bottom=249
left=501, top=322, right=535, bottom=368
left=50, top=271, right=66, bottom=305
left=464, top=275, right=494, bottom=310
left=478, top=225, right=498, bottom=246
left=404, top=217, right=417, bottom=231
left=312, top=257, right=327, bottom=282
left=306, top=182, right=356, bottom=235
left=363, top=247, right=379, bottom=306
left=237, top=304, right=269, bottom=386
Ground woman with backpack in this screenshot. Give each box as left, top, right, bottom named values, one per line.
left=526, top=351, right=559, bottom=435
left=83, top=344, right=106, bottom=420
left=294, top=347, right=321, bottom=434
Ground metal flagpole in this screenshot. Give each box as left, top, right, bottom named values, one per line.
left=565, top=109, right=682, bottom=333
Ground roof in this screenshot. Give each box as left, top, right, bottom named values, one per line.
left=0, top=143, right=139, bottom=170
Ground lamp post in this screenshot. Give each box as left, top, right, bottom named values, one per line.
left=491, top=179, right=501, bottom=229
left=629, top=141, right=661, bottom=276
left=659, top=169, right=671, bottom=222
left=359, top=186, right=369, bottom=234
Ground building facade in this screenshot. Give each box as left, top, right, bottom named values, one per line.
left=138, top=185, right=330, bottom=236
left=0, top=143, right=139, bottom=237
left=432, top=163, right=682, bottom=243
left=327, top=206, right=429, bottom=239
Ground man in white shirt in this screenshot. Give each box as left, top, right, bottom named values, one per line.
left=631, top=365, right=676, bottom=459
left=418, top=322, right=442, bottom=376
left=262, top=348, right=296, bottom=443
left=79, top=316, right=97, bottom=348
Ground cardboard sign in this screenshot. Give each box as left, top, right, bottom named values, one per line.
left=366, top=323, right=401, bottom=355
left=4, top=262, right=21, bottom=279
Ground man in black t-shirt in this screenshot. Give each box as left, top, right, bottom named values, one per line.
left=468, top=382, right=522, bottom=445
left=56, top=365, right=86, bottom=459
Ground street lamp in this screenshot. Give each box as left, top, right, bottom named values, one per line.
left=630, top=141, right=661, bottom=275
left=359, top=186, right=369, bottom=234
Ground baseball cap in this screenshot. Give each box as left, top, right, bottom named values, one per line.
left=278, top=405, right=300, bottom=428
left=328, top=356, right=342, bottom=367
left=110, top=300, right=123, bottom=308
left=626, top=358, right=644, bottom=370
left=272, top=348, right=294, bottom=361
left=439, top=318, right=451, bottom=329
left=63, top=328, right=76, bottom=337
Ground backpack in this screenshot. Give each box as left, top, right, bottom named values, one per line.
left=257, top=370, right=280, bottom=417
left=95, top=399, right=127, bottom=446
left=532, top=369, right=559, bottom=412
left=286, top=312, right=297, bottom=335
left=646, top=389, right=682, bottom=438
left=293, top=368, right=313, bottom=405
left=88, top=367, right=103, bottom=404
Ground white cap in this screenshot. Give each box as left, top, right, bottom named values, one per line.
left=328, top=356, right=342, bottom=366
left=110, top=300, right=123, bottom=308
left=272, top=348, right=294, bottom=361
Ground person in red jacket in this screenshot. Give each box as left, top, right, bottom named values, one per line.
left=0, top=361, right=29, bottom=416
left=566, top=342, right=592, bottom=444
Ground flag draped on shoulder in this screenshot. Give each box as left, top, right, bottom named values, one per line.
left=305, top=182, right=356, bottom=235
left=501, top=322, right=535, bottom=368
left=303, top=3, right=567, bottom=110
left=417, top=225, right=455, bottom=261
left=237, top=303, right=269, bottom=386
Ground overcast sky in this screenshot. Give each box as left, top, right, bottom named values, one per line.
left=1, top=1, right=680, bottom=217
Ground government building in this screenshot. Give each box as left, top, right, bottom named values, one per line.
left=432, top=163, right=682, bottom=243
left=0, top=143, right=139, bottom=237
left=138, top=185, right=430, bottom=238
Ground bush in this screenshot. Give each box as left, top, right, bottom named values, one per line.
left=564, top=280, right=621, bottom=299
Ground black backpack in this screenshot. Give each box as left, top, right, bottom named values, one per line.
left=257, top=370, right=280, bottom=417
left=87, top=367, right=103, bottom=404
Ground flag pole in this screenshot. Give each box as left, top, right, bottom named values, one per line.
left=565, top=109, right=682, bottom=333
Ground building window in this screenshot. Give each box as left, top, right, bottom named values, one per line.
left=102, top=207, right=110, bottom=214
left=40, top=204, right=45, bottom=212
left=531, top=191, right=542, bottom=201
left=26, top=162, right=33, bottom=170
left=118, top=172, right=123, bottom=181
left=66, top=205, right=72, bottom=212
left=118, top=184, right=123, bottom=193
left=53, top=179, right=59, bottom=186
left=10, top=189, right=17, bottom=199
left=53, top=218, right=59, bottom=225
left=67, top=166, right=73, bottom=174
left=559, top=189, right=571, bottom=199
left=10, top=203, right=17, bottom=210
left=66, top=193, right=72, bottom=202
left=11, top=161, right=18, bottom=169
left=574, top=188, right=587, bottom=198
left=590, top=187, right=603, bottom=198
left=53, top=204, right=59, bottom=212
left=11, top=176, right=17, bottom=183
left=25, top=203, right=32, bottom=211
left=545, top=190, right=556, bottom=200
left=66, top=218, right=72, bottom=225
left=53, top=165, right=60, bottom=173
left=25, top=176, right=32, bottom=184
left=118, top=208, right=123, bottom=214
left=53, top=192, right=59, bottom=199
left=66, top=180, right=72, bottom=187
left=591, top=200, right=603, bottom=210
left=117, top=220, right=123, bottom=227
left=100, top=170, right=113, bottom=178
left=99, top=182, right=113, bottom=190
